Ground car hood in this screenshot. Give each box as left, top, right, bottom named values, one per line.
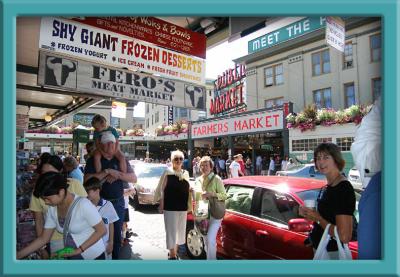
left=136, top=177, right=160, bottom=190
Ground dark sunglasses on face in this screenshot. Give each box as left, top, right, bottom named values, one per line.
left=174, top=157, right=183, bottom=161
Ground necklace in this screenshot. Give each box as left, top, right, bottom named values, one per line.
left=328, top=174, right=343, bottom=187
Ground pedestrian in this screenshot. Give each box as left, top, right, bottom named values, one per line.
left=351, top=97, right=381, bottom=259
left=229, top=155, right=243, bottom=178
left=63, top=156, right=84, bottom=184
left=84, top=131, right=137, bottom=259
left=261, top=156, right=268, bottom=176
left=225, top=156, right=232, bottom=178
left=286, top=158, right=295, bottom=170
left=84, top=141, right=96, bottom=163
left=281, top=156, right=289, bottom=171
left=245, top=157, right=252, bottom=176
left=268, top=156, right=275, bottom=176
left=29, top=155, right=87, bottom=258
left=237, top=154, right=245, bottom=176
left=195, top=156, right=227, bottom=260
left=218, top=157, right=226, bottom=179
left=122, top=182, right=135, bottom=245
left=155, top=150, right=192, bottom=260
left=84, top=177, right=119, bottom=260
left=256, top=155, right=262, bottom=175
left=192, top=156, right=201, bottom=178
left=299, top=142, right=356, bottom=259
left=91, top=114, right=127, bottom=174
left=18, top=172, right=106, bottom=260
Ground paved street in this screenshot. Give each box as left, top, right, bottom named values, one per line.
left=119, top=204, right=189, bottom=260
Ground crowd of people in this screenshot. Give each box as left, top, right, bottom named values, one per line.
left=18, top=96, right=381, bottom=261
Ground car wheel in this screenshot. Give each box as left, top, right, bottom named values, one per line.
left=129, top=190, right=140, bottom=210
left=185, top=221, right=206, bottom=259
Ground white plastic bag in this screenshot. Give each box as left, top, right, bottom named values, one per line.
left=334, top=226, right=353, bottom=260
left=313, top=223, right=331, bottom=260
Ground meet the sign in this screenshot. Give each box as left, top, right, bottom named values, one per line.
left=248, top=17, right=326, bottom=54
left=39, top=17, right=205, bottom=85
left=191, top=109, right=284, bottom=139
left=69, top=17, right=206, bottom=59
left=38, top=51, right=206, bottom=110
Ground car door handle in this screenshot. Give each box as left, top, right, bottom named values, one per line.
left=256, top=230, right=269, bottom=237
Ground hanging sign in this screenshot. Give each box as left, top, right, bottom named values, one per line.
left=168, top=106, right=174, bottom=125
left=111, top=101, right=127, bottom=118
left=69, top=17, right=207, bottom=59
left=325, top=16, right=345, bottom=52
left=39, top=17, right=206, bottom=85
left=38, top=51, right=206, bottom=110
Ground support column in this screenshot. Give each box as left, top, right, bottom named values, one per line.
left=252, top=147, right=256, bottom=175
left=146, top=141, right=150, bottom=159
left=187, top=122, right=194, bottom=176
left=228, top=136, right=234, bottom=158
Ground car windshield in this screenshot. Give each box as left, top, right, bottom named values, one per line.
left=286, top=165, right=307, bottom=172
left=136, top=166, right=166, bottom=178
left=296, top=188, right=361, bottom=222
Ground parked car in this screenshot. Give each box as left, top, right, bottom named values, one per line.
left=129, top=162, right=167, bottom=209
left=185, top=176, right=359, bottom=260
left=348, top=167, right=363, bottom=191
left=276, top=163, right=326, bottom=180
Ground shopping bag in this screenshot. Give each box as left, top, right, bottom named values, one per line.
left=193, top=199, right=209, bottom=235
left=313, top=223, right=331, bottom=260
left=209, top=197, right=226, bottom=219
left=334, top=226, right=353, bottom=260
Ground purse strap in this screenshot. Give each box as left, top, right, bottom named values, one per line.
left=63, top=196, right=83, bottom=246
left=205, top=174, right=217, bottom=191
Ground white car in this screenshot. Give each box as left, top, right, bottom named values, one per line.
left=348, top=167, right=363, bottom=191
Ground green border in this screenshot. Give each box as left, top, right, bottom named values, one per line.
left=2, top=0, right=399, bottom=276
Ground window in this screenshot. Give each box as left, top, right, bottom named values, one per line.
left=145, top=104, right=149, bottom=113
left=372, top=78, right=382, bottom=102
left=146, top=118, right=149, bottom=128
left=198, top=110, right=206, bottom=120
left=265, top=98, right=285, bottom=109
left=264, top=63, right=284, bottom=86
left=155, top=111, right=159, bottom=123
left=313, top=88, right=332, bottom=109
left=344, top=83, right=356, bottom=108
left=343, top=43, right=353, bottom=69
left=110, top=116, right=120, bottom=129
left=260, top=190, right=299, bottom=225
left=174, top=108, right=188, bottom=119
left=225, top=185, right=254, bottom=215
left=292, top=138, right=332, bottom=151
left=336, top=137, right=355, bottom=151
left=312, top=49, right=330, bottom=76
left=151, top=115, right=154, bottom=125
left=370, top=34, right=381, bottom=62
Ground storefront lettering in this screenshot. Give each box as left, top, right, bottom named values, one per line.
left=193, top=122, right=228, bottom=136
left=215, top=64, right=246, bottom=91
left=210, top=83, right=245, bottom=115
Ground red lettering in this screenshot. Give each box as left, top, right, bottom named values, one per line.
left=273, top=114, right=280, bottom=126
left=249, top=118, right=256, bottom=129
left=234, top=120, right=241, bottom=131
left=242, top=120, right=248, bottom=130
left=224, top=122, right=228, bottom=132
left=256, top=117, right=263, bottom=128
left=265, top=115, right=272, bottom=127
left=201, top=126, right=206, bottom=134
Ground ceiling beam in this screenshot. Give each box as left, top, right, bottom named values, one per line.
left=17, top=100, right=65, bottom=110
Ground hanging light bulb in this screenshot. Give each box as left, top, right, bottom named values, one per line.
left=44, top=114, right=52, bottom=122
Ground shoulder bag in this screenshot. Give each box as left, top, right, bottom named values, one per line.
left=206, top=174, right=226, bottom=220
left=313, top=223, right=331, bottom=260
left=63, top=196, right=83, bottom=247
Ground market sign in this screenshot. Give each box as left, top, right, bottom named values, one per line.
left=39, top=17, right=205, bottom=85
left=248, top=17, right=326, bottom=54
left=38, top=51, right=206, bottom=110
left=111, top=101, right=127, bottom=118
left=191, top=109, right=284, bottom=139
left=210, top=64, right=247, bottom=116
left=69, top=17, right=207, bottom=59
left=325, top=16, right=345, bottom=52
left=168, top=106, right=174, bottom=125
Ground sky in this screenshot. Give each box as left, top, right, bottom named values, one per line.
left=133, top=17, right=302, bottom=118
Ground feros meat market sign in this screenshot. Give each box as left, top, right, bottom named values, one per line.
left=39, top=17, right=205, bottom=85
left=38, top=51, right=206, bottom=110
left=192, top=109, right=283, bottom=139
left=210, top=64, right=246, bottom=116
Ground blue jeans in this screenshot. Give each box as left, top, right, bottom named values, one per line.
left=109, top=197, right=125, bottom=259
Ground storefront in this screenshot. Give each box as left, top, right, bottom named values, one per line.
left=189, top=104, right=291, bottom=173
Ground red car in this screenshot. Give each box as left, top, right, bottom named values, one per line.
left=185, top=176, right=359, bottom=259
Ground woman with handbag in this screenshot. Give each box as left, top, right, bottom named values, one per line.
left=299, top=143, right=356, bottom=260
left=155, top=150, right=192, bottom=260
left=17, top=172, right=106, bottom=260
left=195, top=156, right=227, bottom=260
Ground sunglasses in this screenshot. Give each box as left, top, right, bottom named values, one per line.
left=173, top=157, right=183, bottom=161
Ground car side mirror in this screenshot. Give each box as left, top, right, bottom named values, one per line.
left=288, top=218, right=313, bottom=232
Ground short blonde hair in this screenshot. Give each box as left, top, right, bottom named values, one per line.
left=171, top=150, right=184, bottom=161
left=199, top=156, right=214, bottom=168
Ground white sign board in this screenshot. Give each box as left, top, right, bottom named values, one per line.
left=39, top=17, right=205, bottom=85
left=326, top=16, right=345, bottom=52
left=38, top=51, right=206, bottom=110
left=111, top=101, right=127, bottom=119
left=41, top=147, right=51, bottom=154
left=191, top=109, right=284, bottom=139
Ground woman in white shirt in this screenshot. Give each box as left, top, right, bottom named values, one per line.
left=17, top=172, right=106, bottom=260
